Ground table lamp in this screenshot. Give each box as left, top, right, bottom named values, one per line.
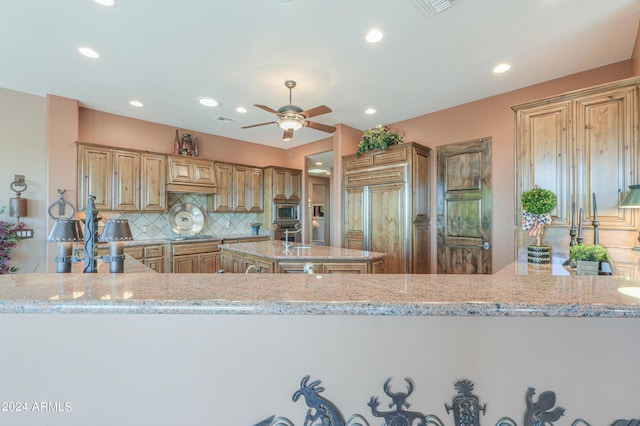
left=619, top=184, right=640, bottom=251
left=99, top=219, right=134, bottom=273
left=47, top=219, right=84, bottom=273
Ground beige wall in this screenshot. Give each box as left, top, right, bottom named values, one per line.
left=393, top=60, right=633, bottom=271
left=0, top=88, right=46, bottom=273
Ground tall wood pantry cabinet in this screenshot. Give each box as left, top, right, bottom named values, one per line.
left=513, top=76, right=640, bottom=253
left=342, top=142, right=431, bottom=273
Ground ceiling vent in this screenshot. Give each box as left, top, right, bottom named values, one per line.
left=213, top=115, right=235, bottom=124
left=413, top=0, right=462, bottom=17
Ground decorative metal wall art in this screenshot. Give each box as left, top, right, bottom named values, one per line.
left=253, top=376, right=638, bottom=426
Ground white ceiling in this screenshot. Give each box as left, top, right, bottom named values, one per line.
left=1, top=0, right=639, bottom=148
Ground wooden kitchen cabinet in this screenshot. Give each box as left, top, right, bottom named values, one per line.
left=342, top=142, right=431, bottom=274
left=209, top=162, right=264, bottom=213
left=78, top=143, right=166, bottom=212
left=513, top=77, right=640, bottom=251
left=140, top=153, right=167, bottom=211
left=97, top=243, right=164, bottom=272
left=264, top=166, right=301, bottom=202
left=112, top=149, right=140, bottom=211
left=166, top=155, right=216, bottom=194
left=78, top=145, right=112, bottom=211
left=171, top=240, right=221, bottom=273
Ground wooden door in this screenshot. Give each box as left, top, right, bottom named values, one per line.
left=193, top=160, right=216, bottom=186
left=369, top=183, right=407, bottom=274
left=437, top=138, right=492, bottom=274
left=272, top=168, right=287, bottom=201
left=287, top=169, right=301, bottom=202
left=140, top=153, right=166, bottom=212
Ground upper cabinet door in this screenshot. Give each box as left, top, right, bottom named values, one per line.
left=140, top=153, right=166, bottom=212
left=247, top=167, right=264, bottom=212
left=78, top=145, right=112, bottom=211
left=212, top=162, right=233, bottom=212
left=113, top=150, right=140, bottom=211
left=575, top=86, right=637, bottom=230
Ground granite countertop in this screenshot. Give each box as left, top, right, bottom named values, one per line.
left=2, top=269, right=640, bottom=317
left=123, top=232, right=269, bottom=246
left=219, top=240, right=387, bottom=261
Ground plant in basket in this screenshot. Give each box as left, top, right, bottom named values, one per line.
left=356, top=125, right=403, bottom=157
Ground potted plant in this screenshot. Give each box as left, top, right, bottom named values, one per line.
left=0, top=206, right=25, bottom=274
left=521, top=186, right=557, bottom=264
left=356, top=125, right=403, bottom=157
left=569, top=244, right=609, bottom=275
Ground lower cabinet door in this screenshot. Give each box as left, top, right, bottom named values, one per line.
left=144, top=257, right=164, bottom=272
left=173, top=255, right=198, bottom=273
left=322, top=263, right=367, bottom=274
left=199, top=253, right=220, bottom=273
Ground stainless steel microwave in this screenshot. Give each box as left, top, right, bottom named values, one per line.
left=274, top=203, right=299, bottom=221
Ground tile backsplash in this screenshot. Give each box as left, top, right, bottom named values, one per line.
left=101, top=193, right=261, bottom=241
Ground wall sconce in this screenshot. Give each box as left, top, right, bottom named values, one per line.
left=620, top=184, right=640, bottom=251
left=9, top=175, right=34, bottom=239
left=46, top=195, right=134, bottom=273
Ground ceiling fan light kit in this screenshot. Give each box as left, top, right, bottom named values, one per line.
left=242, top=80, right=336, bottom=141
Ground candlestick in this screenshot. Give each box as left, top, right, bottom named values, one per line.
left=592, top=192, right=600, bottom=245
left=577, top=207, right=583, bottom=245
left=571, top=201, right=575, bottom=230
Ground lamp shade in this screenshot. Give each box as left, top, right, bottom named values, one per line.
left=620, top=184, right=640, bottom=208
left=47, top=219, right=84, bottom=242
left=277, top=118, right=303, bottom=131
left=99, top=219, right=133, bottom=242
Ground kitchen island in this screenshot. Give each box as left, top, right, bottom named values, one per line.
left=0, top=271, right=639, bottom=425
left=219, top=240, right=387, bottom=273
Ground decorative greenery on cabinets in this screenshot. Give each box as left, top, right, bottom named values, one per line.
left=356, top=125, right=403, bottom=157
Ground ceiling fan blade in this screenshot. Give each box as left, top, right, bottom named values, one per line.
left=241, top=121, right=276, bottom=129
left=305, top=121, right=337, bottom=133
left=282, top=129, right=294, bottom=141
left=254, top=104, right=279, bottom=114
left=300, top=105, right=332, bottom=119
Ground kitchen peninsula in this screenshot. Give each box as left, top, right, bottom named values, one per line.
left=219, top=240, right=386, bottom=273
left=1, top=270, right=640, bottom=425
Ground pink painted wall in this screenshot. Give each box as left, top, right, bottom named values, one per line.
left=78, top=109, right=286, bottom=167
left=393, top=61, right=633, bottom=271
left=632, top=19, right=640, bottom=76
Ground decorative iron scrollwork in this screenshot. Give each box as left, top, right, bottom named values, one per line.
left=254, top=376, right=637, bottom=426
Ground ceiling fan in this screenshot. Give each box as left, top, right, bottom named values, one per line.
left=242, top=80, right=336, bottom=141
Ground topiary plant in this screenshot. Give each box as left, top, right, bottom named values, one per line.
left=521, top=187, right=557, bottom=214
left=521, top=186, right=557, bottom=246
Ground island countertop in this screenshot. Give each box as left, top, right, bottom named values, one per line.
left=219, top=240, right=387, bottom=261
left=1, top=269, right=640, bottom=316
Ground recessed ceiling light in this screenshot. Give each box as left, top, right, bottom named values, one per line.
left=315, top=162, right=323, bottom=166
left=78, top=47, right=99, bottom=59
left=94, top=0, right=116, bottom=6
left=236, top=106, right=247, bottom=113
left=129, top=100, right=143, bottom=107
left=365, top=29, right=384, bottom=43
left=365, top=108, right=376, bottom=115
left=493, top=63, right=511, bottom=73
left=198, top=97, right=219, bottom=107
